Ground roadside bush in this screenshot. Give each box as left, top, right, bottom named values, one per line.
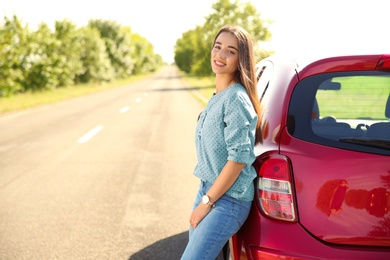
left=0, top=15, right=163, bottom=97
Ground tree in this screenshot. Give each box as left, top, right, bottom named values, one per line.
left=0, top=15, right=30, bottom=96
left=0, top=15, right=163, bottom=98
left=131, top=33, right=160, bottom=74
left=174, top=28, right=199, bottom=74
left=174, top=0, right=272, bottom=76
left=74, top=26, right=115, bottom=83
left=88, top=19, right=135, bottom=79
left=23, top=22, right=63, bottom=91
left=53, top=19, right=84, bottom=86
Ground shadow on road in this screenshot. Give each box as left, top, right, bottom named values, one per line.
left=151, top=85, right=214, bottom=92
left=129, top=231, right=188, bottom=260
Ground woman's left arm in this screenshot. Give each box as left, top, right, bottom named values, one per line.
left=206, top=160, right=245, bottom=203
left=189, top=160, right=245, bottom=229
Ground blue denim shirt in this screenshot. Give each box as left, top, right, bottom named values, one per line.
left=194, top=83, right=258, bottom=201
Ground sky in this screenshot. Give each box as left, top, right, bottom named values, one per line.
left=1, top=0, right=389, bottom=63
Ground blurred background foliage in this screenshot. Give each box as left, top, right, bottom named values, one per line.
left=0, top=16, right=163, bottom=97
left=0, top=0, right=272, bottom=98
left=174, top=0, right=272, bottom=76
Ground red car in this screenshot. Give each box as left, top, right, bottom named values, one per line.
left=227, top=54, right=390, bottom=259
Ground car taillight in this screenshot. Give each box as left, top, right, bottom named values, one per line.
left=257, top=155, right=297, bottom=222
left=376, top=54, right=390, bottom=70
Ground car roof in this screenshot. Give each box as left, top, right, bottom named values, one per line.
left=262, top=52, right=390, bottom=80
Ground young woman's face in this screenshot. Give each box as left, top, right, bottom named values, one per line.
left=211, top=32, right=239, bottom=76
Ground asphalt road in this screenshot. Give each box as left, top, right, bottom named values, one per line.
left=0, top=66, right=204, bottom=260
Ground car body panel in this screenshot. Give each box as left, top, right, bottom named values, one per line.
left=231, top=54, right=390, bottom=259
left=279, top=128, right=390, bottom=246
left=298, top=54, right=383, bottom=78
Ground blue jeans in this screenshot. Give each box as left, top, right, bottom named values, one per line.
left=181, top=181, right=252, bottom=260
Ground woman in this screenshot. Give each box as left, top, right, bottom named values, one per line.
left=181, top=25, right=263, bottom=259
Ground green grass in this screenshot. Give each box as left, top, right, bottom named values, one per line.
left=316, top=76, right=390, bottom=119
left=0, top=69, right=215, bottom=115
left=0, top=74, right=152, bottom=115
left=184, top=76, right=214, bottom=104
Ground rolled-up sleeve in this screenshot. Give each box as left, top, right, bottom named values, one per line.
left=224, top=92, right=257, bottom=165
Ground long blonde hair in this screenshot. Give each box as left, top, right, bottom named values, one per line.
left=213, top=25, right=263, bottom=144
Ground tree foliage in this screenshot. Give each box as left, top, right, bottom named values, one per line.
left=131, top=33, right=163, bottom=74
left=174, top=0, right=272, bottom=76
left=74, top=26, right=114, bottom=84
left=0, top=15, right=29, bottom=96
left=53, top=19, right=84, bottom=87
left=88, top=19, right=135, bottom=79
left=0, top=16, right=163, bottom=97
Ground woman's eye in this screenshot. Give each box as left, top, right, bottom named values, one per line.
left=212, top=45, right=236, bottom=55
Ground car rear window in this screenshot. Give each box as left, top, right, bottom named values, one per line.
left=288, top=71, right=390, bottom=155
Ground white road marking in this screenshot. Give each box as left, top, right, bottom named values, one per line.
left=78, top=125, right=103, bottom=143
left=119, top=106, right=129, bottom=113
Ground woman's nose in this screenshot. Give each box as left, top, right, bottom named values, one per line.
left=216, top=50, right=226, bottom=59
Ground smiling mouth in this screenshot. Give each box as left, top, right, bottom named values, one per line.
left=214, top=60, right=225, bottom=66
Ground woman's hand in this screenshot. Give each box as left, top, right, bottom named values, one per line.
left=189, top=203, right=212, bottom=229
